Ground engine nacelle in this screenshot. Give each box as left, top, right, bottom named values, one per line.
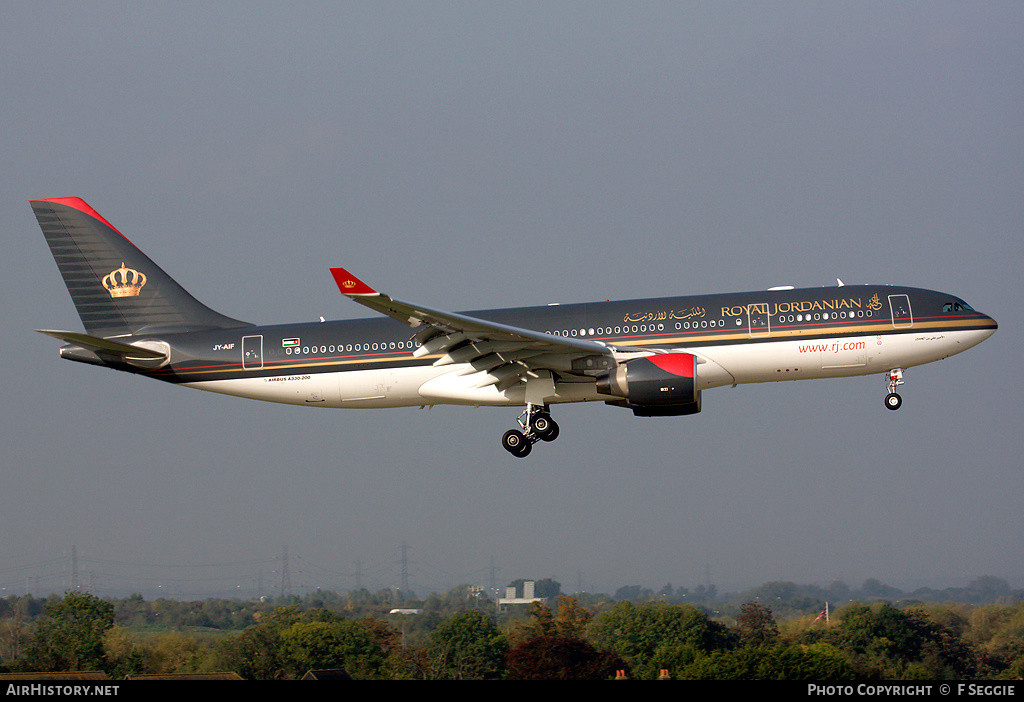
left=596, top=353, right=702, bottom=416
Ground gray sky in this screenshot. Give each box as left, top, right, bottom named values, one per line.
left=2, top=2, right=1021, bottom=600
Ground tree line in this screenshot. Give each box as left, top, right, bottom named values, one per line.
left=0, top=579, right=1022, bottom=680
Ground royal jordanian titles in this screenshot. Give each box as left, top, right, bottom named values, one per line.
left=32, top=197, right=998, bottom=458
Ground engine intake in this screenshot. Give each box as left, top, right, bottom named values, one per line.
left=597, top=353, right=702, bottom=416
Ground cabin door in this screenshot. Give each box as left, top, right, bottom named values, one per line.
left=747, top=303, right=771, bottom=338
left=888, top=294, right=913, bottom=329
left=242, top=335, right=264, bottom=370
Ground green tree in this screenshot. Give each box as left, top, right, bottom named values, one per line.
left=513, top=596, right=594, bottom=641
left=208, top=605, right=302, bottom=680
left=424, top=610, right=507, bottom=680
left=279, top=618, right=387, bottom=679
left=16, top=591, right=115, bottom=673
left=678, top=642, right=856, bottom=680
left=140, top=631, right=210, bottom=675
left=736, top=600, right=780, bottom=647
left=506, top=635, right=628, bottom=680
left=965, top=603, right=1024, bottom=678
left=100, top=626, right=144, bottom=678
left=588, top=601, right=734, bottom=679
left=859, top=579, right=901, bottom=599
left=965, top=576, right=1013, bottom=603
left=830, top=603, right=976, bottom=679
left=613, top=585, right=652, bottom=601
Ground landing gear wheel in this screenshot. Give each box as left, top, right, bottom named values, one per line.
left=884, top=369, right=905, bottom=411
left=885, top=392, right=903, bottom=411
left=502, top=429, right=532, bottom=457
left=531, top=414, right=560, bottom=442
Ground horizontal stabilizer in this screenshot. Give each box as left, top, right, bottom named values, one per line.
left=37, top=329, right=169, bottom=367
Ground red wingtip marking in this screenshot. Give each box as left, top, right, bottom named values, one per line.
left=330, top=267, right=377, bottom=296
left=30, top=197, right=125, bottom=236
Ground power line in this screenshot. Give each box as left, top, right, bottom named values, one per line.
left=279, top=545, right=291, bottom=598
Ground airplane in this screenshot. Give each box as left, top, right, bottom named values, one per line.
left=31, top=196, right=998, bottom=458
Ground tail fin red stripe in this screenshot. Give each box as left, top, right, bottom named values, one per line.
left=30, top=197, right=127, bottom=239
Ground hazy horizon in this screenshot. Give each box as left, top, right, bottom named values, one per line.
left=3, top=544, right=1016, bottom=602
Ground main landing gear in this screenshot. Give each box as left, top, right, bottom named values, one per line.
left=885, top=368, right=905, bottom=410
left=501, top=404, right=560, bottom=458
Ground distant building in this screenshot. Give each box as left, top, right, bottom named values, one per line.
left=496, top=580, right=546, bottom=611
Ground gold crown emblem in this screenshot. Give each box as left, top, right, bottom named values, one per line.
left=102, top=262, right=147, bottom=298
left=341, top=279, right=357, bottom=289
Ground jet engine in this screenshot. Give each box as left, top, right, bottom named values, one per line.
left=596, top=353, right=702, bottom=416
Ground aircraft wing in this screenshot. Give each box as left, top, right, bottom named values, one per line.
left=329, top=267, right=619, bottom=390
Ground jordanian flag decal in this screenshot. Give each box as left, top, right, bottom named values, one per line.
left=282, top=338, right=300, bottom=347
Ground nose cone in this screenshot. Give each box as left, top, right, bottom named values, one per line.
left=940, top=306, right=998, bottom=357
left=980, top=311, right=998, bottom=334
left=970, top=311, right=998, bottom=346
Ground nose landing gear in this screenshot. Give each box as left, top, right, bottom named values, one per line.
left=885, top=368, right=904, bottom=410
left=501, top=405, right=560, bottom=458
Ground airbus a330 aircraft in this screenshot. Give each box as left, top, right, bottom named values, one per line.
left=32, top=197, right=997, bottom=457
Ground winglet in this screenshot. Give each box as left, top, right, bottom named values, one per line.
left=330, top=267, right=377, bottom=296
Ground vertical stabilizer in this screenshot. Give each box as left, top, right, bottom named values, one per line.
left=31, top=197, right=248, bottom=337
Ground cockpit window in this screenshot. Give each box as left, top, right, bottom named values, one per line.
left=943, top=301, right=974, bottom=312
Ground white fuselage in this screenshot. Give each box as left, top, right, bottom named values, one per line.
left=183, top=326, right=994, bottom=409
